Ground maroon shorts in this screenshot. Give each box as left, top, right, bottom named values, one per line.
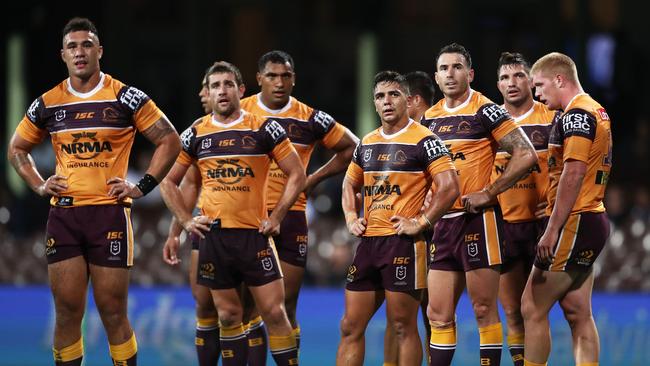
left=346, top=234, right=428, bottom=292
left=45, top=205, right=134, bottom=267
left=534, top=212, right=609, bottom=272
left=197, top=227, right=283, bottom=289
left=501, top=220, right=546, bottom=272
left=270, top=210, right=308, bottom=268
left=429, top=207, right=505, bottom=272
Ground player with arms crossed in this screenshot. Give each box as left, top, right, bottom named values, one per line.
left=422, top=43, right=537, bottom=366
left=522, top=52, right=612, bottom=366
left=160, top=61, right=305, bottom=366
left=336, top=71, right=459, bottom=366
left=7, top=17, right=181, bottom=366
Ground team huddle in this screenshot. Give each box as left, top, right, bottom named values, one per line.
left=8, top=17, right=612, bottom=366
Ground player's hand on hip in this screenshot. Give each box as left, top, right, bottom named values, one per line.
left=390, top=215, right=423, bottom=236
left=534, top=201, right=548, bottom=219
left=346, top=217, right=367, bottom=237
left=37, top=175, right=68, bottom=197
left=182, top=215, right=211, bottom=239
left=461, top=189, right=496, bottom=214
left=107, top=177, right=143, bottom=200
left=536, top=229, right=557, bottom=265
left=259, top=217, right=280, bottom=237
left=163, top=235, right=181, bottom=265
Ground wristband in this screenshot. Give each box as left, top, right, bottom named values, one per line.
left=136, top=174, right=158, bottom=196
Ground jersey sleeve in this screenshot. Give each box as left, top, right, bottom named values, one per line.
left=259, top=119, right=294, bottom=162
left=176, top=126, right=197, bottom=166
left=560, top=109, right=597, bottom=163
left=478, top=103, right=518, bottom=141
left=418, top=134, right=455, bottom=177
left=117, top=85, right=164, bottom=132
left=15, top=97, right=48, bottom=143
left=345, top=142, right=364, bottom=185
left=311, top=110, right=346, bottom=148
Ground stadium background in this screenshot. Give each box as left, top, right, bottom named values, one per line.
left=1, top=0, right=649, bottom=364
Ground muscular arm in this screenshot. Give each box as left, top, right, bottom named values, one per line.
left=141, top=117, right=182, bottom=181
left=392, top=169, right=459, bottom=236
left=545, top=160, right=586, bottom=233
left=536, top=159, right=586, bottom=263
left=488, top=127, right=538, bottom=196
left=462, top=127, right=536, bottom=213
left=160, top=162, right=209, bottom=237
left=305, top=128, right=359, bottom=194
left=166, top=164, right=202, bottom=238
left=8, top=133, right=67, bottom=197
left=423, top=170, right=459, bottom=224
left=268, top=152, right=307, bottom=225
left=342, top=175, right=366, bottom=236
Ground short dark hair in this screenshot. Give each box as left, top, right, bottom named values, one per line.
left=436, top=42, right=472, bottom=69
left=373, top=71, right=409, bottom=94
left=257, top=50, right=295, bottom=72
left=405, top=71, right=435, bottom=106
left=497, top=52, right=530, bottom=77
left=204, top=61, right=244, bottom=86
left=62, top=17, right=99, bottom=39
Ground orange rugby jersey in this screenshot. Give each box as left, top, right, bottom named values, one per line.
left=241, top=94, right=347, bottom=211
left=176, top=110, right=296, bottom=229
left=345, top=121, right=455, bottom=236
left=16, top=73, right=163, bottom=207
left=422, top=89, right=519, bottom=212
left=491, top=101, right=558, bottom=222
left=546, top=93, right=612, bottom=215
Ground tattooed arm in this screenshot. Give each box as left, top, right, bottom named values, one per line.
left=140, top=117, right=182, bottom=181
left=8, top=133, right=68, bottom=197
left=462, top=127, right=537, bottom=213
left=107, top=116, right=181, bottom=200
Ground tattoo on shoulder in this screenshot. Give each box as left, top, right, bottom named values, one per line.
left=142, top=118, right=175, bottom=142
left=10, top=152, right=33, bottom=170
left=499, top=129, right=532, bottom=154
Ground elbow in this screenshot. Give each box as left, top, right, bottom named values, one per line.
left=292, top=170, right=307, bottom=191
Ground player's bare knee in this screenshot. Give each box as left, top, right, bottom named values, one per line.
left=218, top=308, right=243, bottom=328
left=502, top=304, right=524, bottom=326
left=339, top=316, right=363, bottom=339
left=521, top=297, right=541, bottom=323
left=426, top=304, right=451, bottom=323
left=471, top=301, right=494, bottom=322
left=259, top=304, right=287, bottom=328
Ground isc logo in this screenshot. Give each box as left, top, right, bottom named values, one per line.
left=438, top=125, right=453, bottom=133
left=219, top=139, right=235, bottom=147
left=107, top=231, right=124, bottom=240
left=393, top=257, right=410, bottom=265
left=74, top=112, right=95, bottom=119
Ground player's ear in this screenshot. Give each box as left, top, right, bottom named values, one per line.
left=468, top=68, right=475, bottom=83
left=98, top=45, right=103, bottom=60
left=238, top=83, right=246, bottom=98
left=256, top=72, right=262, bottom=86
